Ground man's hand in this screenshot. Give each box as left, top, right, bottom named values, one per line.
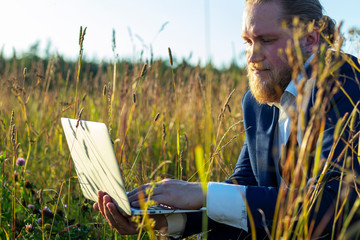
left=93, top=190, right=168, bottom=235
left=93, top=190, right=138, bottom=235
left=128, top=179, right=204, bottom=210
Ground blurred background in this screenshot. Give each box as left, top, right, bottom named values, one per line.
left=1, top=0, right=360, bottom=68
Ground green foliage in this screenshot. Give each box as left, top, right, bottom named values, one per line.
left=0, top=45, right=245, bottom=239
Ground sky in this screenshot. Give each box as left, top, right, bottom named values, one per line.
left=1, top=0, right=360, bottom=68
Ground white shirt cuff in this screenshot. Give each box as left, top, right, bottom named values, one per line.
left=165, top=213, right=187, bottom=238
left=206, top=182, right=248, bottom=231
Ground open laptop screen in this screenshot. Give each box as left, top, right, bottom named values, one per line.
left=61, top=118, right=131, bottom=215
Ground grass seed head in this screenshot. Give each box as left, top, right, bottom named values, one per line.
left=350, top=109, right=358, bottom=132
left=0, top=118, right=5, bottom=129
left=77, top=108, right=84, bottom=120
left=10, top=124, right=16, bottom=146
left=78, top=26, right=87, bottom=54
left=154, top=112, right=160, bottom=122
left=107, top=82, right=112, bottom=101
left=79, top=26, right=83, bottom=45
left=103, top=84, right=107, bottom=96
left=227, top=104, right=231, bottom=113
left=140, top=63, right=147, bottom=77
left=168, top=47, right=173, bottom=66
left=162, top=123, right=166, bottom=141
left=112, top=29, right=116, bottom=53
left=10, top=110, right=14, bottom=126
left=184, top=133, right=188, bottom=148
left=37, top=189, right=43, bottom=205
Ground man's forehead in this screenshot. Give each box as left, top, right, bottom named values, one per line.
left=242, top=2, right=284, bottom=37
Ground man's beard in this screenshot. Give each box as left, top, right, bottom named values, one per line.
left=248, top=64, right=292, bottom=104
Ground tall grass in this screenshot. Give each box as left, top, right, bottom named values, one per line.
left=0, top=24, right=359, bottom=239
left=0, top=33, right=245, bottom=239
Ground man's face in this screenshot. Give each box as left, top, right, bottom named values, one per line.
left=242, top=1, right=293, bottom=104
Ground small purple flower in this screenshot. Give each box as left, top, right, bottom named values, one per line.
left=43, top=206, right=52, bottom=214
left=27, top=204, right=35, bottom=210
left=37, top=218, right=42, bottom=224
left=42, top=206, right=54, bottom=218
left=16, top=157, right=26, bottom=166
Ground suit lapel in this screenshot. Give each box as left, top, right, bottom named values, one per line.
left=255, top=105, right=279, bottom=186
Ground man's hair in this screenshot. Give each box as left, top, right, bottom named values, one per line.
left=246, top=0, right=336, bottom=47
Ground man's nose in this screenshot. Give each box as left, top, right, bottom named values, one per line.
left=247, top=43, right=264, bottom=63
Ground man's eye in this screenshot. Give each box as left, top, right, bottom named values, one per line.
left=262, top=39, right=275, bottom=44
left=244, top=40, right=252, bottom=46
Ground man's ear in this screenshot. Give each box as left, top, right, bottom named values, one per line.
left=300, top=27, right=320, bottom=54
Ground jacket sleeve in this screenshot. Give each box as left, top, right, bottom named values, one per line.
left=182, top=91, right=260, bottom=238
left=223, top=141, right=258, bottom=186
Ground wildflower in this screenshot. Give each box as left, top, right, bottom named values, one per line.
left=25, top=223, right=33, bottom=233
left=27, top=204, right=35, bottom=211
left=42, top=206, right=54, bottom=218
left=16, top=157, right=25, bottom=166
left=43, top=206, right=52, bottom=213
left=37, top=218, right=42, bottom=224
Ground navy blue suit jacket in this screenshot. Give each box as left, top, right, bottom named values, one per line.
left=182, top=54, right=360, bottom=239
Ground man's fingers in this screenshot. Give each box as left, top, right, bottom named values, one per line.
left=152, top=184, right=165, bottom=195
left=103, top=195, right=122, bottom=231
left=130, top=192, right=166, bottom=208
left=93, top=202, right=99, bottom=211
left=129, top=190, right=165, bottom=207
left=104, top=201, right=138, bottom=235
left=128, top=183, right=151, bottom=199
left=128, top=183, right=169, bottom=207
left=104, top=202, right=120, bottom=230
left=107, top=202, right=135, bottom=229
left=98, top=190, right=106, bottom=216
left=128, top=183, right=165, bottom=204
left=130, top=200, right=140, bottom=208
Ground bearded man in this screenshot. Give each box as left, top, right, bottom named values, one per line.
left=94, top=0, right=360, bottom=239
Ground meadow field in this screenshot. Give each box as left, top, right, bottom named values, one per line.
left=1, top=27, right=360, bottom=239
left=0, top=29, right=248, bottom=239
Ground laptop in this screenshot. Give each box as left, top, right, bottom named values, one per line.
left=61, top=117, right=204, bottom=215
